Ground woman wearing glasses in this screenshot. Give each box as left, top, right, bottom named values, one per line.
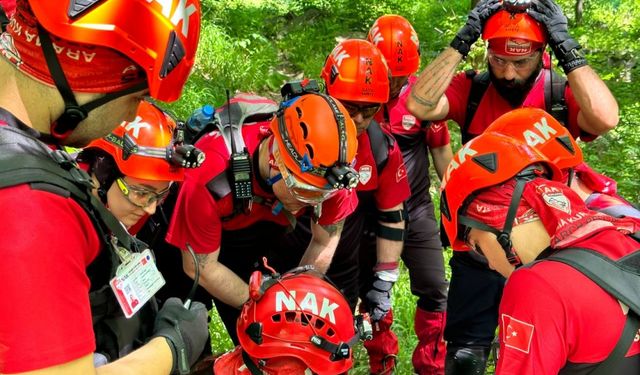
left=76, top=100, right=203, bottom=365
left=78, top=101, right=185, bottom=232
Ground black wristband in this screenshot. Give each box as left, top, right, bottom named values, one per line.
left=552, top=38, right=588, bottom=74
left=450, top=36, right=472, bottom=58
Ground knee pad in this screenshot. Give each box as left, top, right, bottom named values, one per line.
left=444, top=346, right=490, bottom=375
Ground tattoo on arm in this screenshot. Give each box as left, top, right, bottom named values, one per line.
left=195, top=253, right=212, bottom=270
left=320, top=220, right=344, bottom=236
left=412, top=51, right=462, bottom=110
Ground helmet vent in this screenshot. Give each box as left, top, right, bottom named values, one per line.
left=326, top=327, right=336, bottom=337
left=160, top=31, right=186, bottom=79
left=68, top=0, right=102, bottom=19
left=301, top=313, right=313, bottom=326
left=305, top=145, right=315, bottom=160
left=285, top=311, right=297, bottom=322
left=556, top=136, right=576, bottom=154
left=299, top=121, right=309, bottom=138
left=472, top=153, right=498, bottom=173
left=314, top=319, right=326, bottom=330
left=296, top=106, right=303, bottom=118
left=272, top=314, right=282, bottom=322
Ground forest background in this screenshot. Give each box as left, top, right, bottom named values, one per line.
left=165, top=0, right=640, bottom=373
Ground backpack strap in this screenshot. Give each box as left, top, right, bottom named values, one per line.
left=544, top=247, right=640, bottom=374
left=366, top=120, right=391, bottom=172
left=546, top=248, right=640, bottom=315
left=463, top=70, right=490, bottom=144
left=544, top=69, right=568, bottom=126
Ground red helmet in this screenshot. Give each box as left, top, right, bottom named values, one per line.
left=321, top=39, right=390, bottom=103
left=483, top=10, right=546, bottom=56
left=270, top=93, right=359, bottom=190
left=29, top=0, right=201, bottom=102
left=85, top=101, right=185, bottom=182
left=440, top=133, right=562, bottom=251
left=367, top=15, right=420, bottom=77
left=238, top=269, right=357, bottom=375
left=485, top=108, right=583, bottom=170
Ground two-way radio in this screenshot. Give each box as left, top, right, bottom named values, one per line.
left=225, top=89, right=254, bottom=210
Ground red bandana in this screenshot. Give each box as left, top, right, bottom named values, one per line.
left=489, top=38, right=544, bottom=56
left=0, top=0, right=146, bottom=93
left=466, top=178, right=640, bottom=248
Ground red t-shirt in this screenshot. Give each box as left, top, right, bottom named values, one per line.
left=166, top=122, right=358, bottom=254
left=497, top=231, right=640, bottom=374
left=445, top=69, right=590, bottom=141
left=354, top=125, right=411, bottom=210
left=0, top=184, right=100, bottom=372
left=377, top=75, right=451, bottom=148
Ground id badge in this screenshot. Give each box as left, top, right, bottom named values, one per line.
left=109, top=249, right=165, bottom=318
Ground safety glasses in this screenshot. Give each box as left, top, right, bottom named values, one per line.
left=488, top=51, right=540, bottom=72
left=271, top=144, right=338, bottom=205
left=341, top=101, right=381, bottom=119
left=116, top=178, right=171, bottom=209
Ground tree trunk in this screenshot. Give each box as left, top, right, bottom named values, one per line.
left=575, top=0, right=585, bottom=25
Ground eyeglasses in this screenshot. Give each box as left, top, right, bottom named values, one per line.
left=271, top=144, right=338, bottom=205
left=341, top=101, right=381, bottom=119
left=488, top=52, right=540, bottom=71
left=116, top=178, right=171, bottom=208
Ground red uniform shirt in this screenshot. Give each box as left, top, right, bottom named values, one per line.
left=0, top=118, right=99, bottom=372
left=445, top=69, right=590, bottom=141
left=167, top=122, right=357, bottom=254
left=354, top=124, right=411, bottom=210
left=497, top=231, right=640, bottom=374
left=377, top=75, right=451, bottom=148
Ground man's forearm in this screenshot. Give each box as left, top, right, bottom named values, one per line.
left=99, top=337, right=173, bottom=375
left=300, top=221, right=343, bottom=273
left=376, top=220, right=404, bottom=264
left=568, top=65, right=619, bottom=135
left=430, top=144, right=454, bottom=181
left=182, top=250, right=249, bottom=309
left=407, top=47, right=463, bottom=120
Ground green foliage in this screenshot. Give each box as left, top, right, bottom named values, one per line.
left=180, top=0, right=640, bottom=372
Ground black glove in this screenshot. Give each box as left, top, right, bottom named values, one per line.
left=450, top=0, right=502, bottom=57
left=365, top=269, right=399, bottom=322
left=153, top=297, right=209, bottom=375
left=528, top=0, right=587, bottom=73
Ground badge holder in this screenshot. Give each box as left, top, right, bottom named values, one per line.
left=109, top=237, right=166, bottom=318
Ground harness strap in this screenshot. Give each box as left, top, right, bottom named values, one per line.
left=546, top=248, right=640, bottom=314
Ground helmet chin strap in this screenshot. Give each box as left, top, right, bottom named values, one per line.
left=37, top=25, right=147, bottom=142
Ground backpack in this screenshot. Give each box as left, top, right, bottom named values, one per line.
left=0, top=124, right=156, bottom=361
left=462, top=68, right=568, bottom=144
left=533, top=238, right=640, bottom=374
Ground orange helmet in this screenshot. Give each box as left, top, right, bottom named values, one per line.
left=29, top=0, right=201, bottom=102
left=238, top=268, right=357, bottom=375
left=482, top=9, right=546, bottom=56
left=321, top=39, right=390, bottom=103
left=270, top=93, right=359, bottom=190
left=367, top=15, right=420, bottom=77
left=85, top=101, right=186, bottom=182
left=440, top=133, right=562, bottom=251
left=485, top=108, right=583, bottom=170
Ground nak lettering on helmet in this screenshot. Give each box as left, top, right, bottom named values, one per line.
left=123, top=116, right=152, bottom=139
left=522, top=116, right=558, bottom=147
left=331, top=44, right=350, bottom=68
left=149, top=0, right=198, bottom=38
left=442, top=143, right=478, bottom=188
left=274, top=291, right=339, bottom=324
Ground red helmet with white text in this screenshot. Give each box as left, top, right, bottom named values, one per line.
left=367, top=14, right=420, bottom=77
left=238, top=268, right=357, bottom=375
left=321, top=39, right=390, bottom=103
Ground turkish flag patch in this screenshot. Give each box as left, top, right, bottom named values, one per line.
left=501, top=314, right=535, bottom=354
